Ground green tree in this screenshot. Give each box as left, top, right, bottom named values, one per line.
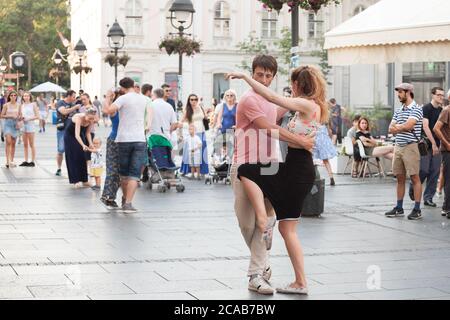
left=0, top=0, right=70, bottom=88
left=236, top=32, right=269, bottom=73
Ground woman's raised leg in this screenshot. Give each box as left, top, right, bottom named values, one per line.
left=240, top=177, right=268, bottom=233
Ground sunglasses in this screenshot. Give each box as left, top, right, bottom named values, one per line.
left=190, top=98, right=199, bottom=101
left=226, top=95, right=235, bottom=97
left=10, top=94, right=17, bottom=97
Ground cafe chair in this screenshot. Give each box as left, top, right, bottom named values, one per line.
left=356, top=140, right=385, bottom=180
left=342, top=137, right=354, bottom=175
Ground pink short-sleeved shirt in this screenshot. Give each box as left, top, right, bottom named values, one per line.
left=233, top=89, right=280, bottom=165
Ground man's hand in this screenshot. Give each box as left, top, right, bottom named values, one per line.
left=225, top=72, right=246, bottom=80
left=432, top=143, right=440, bottom=156
left=295, top=133, right=316, bottom=153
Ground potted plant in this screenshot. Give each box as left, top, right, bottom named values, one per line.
left=259, top=0, right=340, bottom=12
left=158, top=36, right=201, bottom=57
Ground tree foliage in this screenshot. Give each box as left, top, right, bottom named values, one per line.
left=0, top=0, right=70, bottom=88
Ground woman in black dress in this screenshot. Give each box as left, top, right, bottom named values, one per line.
left=64, top=108, right=97, bottom=186
left=227, top=65, right=329, bottom=295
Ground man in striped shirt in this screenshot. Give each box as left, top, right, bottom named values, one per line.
left=385, top=83, right=424, bottom=220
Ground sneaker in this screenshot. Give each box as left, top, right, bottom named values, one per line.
left=276, top=284, right=308, bottom=295
left=122, top=203, right=138, bottom=213
left=19, top=162, right=29, bottom=167
left=447, top=212, right=450, bottom=219
left=101, top=197, right=119, bottom=209
left=262, top=267, right=272, bottom=282
left=29, top=162, right=35, bottom=167
left=330, top=177, right=336, bottom=186
left=248, top=275, right=274, bottom=295
left=442, top=210, right=449, bottom=217
left=424, top=200, right=437, bottom=207
left=121, top=197, right=126, bottom=207
left=408, top=209, right=422, bottom=220
left=385, top=207, right=405, bottom=218
left=55, top=169, right=62, bottom=176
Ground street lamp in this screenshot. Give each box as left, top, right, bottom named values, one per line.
left=169, top=0, right=195, bottom=110
left=74, top=38, right=87, bottom=90
left=107, top=19, right=126, bottom=88
left=0, top=57, right=7, bottom=94
left=52, top=50, right=64, bottom=85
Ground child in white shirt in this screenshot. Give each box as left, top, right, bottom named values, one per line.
left=90, top=137, right=104, bottom=190
left=184, top=124, right=202, bottom=180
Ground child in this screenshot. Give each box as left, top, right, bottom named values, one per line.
left=89, top=137, right=104, bottom=190
left=184, top=124, right=202, bottom=180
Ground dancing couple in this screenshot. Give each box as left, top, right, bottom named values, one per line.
left=227, top=55, right=328, bottom=295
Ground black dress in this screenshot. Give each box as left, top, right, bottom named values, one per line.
left=238, top=148, right=315, bottom=221
left=64, top=119, right=88, bottom=184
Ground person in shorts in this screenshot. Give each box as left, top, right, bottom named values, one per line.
left=385, top=83, right=424, bottom=220
left=90, top=137, right=104, bottom=191
left=103, top=77, right=150, bottom=213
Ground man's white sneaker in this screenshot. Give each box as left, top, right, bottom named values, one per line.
left=248, top=276, right=274, bottom=295
left=262, top=267, right=272, bottom=282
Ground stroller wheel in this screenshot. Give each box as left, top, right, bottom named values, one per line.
left=176, top=185, right=185, bottom=193
left=147, top=183, right=153, bottom=190
left=205, top=178, right=211, bottom=185
left=225, top=178, right=231, bottom=185
left=165, top=181, right=171, bottom=190
left=158, top=185, right=167, bottom=193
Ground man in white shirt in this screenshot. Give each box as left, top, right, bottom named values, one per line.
left=146, top=89, right=179, bottom=140
left=103, top=77, right=151, bottom=213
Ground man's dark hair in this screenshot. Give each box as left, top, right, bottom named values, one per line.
left=65, top=90, right=76, bottom=98
left=220, top=93, right=225, bottom=100
left=330, top=98, right=337, bottom=104
left=353, top=114, right=362, bottom=122
left=119, top=77, right=135, bottom=89
left=161, top=84, right=170, bottom=90
left=431, top=87, right=444, bottom=95
left=252, top=55, right=278, bottom=77
left=142, top=84, right=153, bottom=95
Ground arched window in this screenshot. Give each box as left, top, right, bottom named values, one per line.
left=262, top=10, right=278, bottom=39
left=353, top=5, right=366, bottom=16
left=125, top=0, right=143, bottom=36
left=214, top=1, right=230, bottom=37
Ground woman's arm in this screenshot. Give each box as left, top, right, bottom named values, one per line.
left=226, top=72, right=316, bottom=116
left=74, top=117, right=88, bottom=150
left=86, top=125, right=93, bottom=147
left=32, top=103, right=40, bottom=121
left=0, top=104, right=7, bottom=119
left=216, top=108, right=224, bottom=129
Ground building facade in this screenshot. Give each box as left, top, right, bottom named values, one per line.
left=70, top=0, right=417, bottom=110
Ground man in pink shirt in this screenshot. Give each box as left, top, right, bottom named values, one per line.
left=230, top=55, right=315, bottom=295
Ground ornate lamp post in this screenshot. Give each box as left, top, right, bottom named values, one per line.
left=0, top=57, right=7, bottom=94
left=107, top=20, right=126, bottom=88
left=52, top=50, right=64, bottom=85
left=169, top=0, right=195, bottom=110
left=74, top=39, right=87, bottom=90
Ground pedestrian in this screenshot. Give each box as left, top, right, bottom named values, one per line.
left=313, top=121, right=337, bottom=186
left=355, top=117, right=394, bottom=161
left=226, top=55, right=314, bottom=296
left=180, top=94, right=209, bottom=177
left=19, top=92, right=39, bottom=167
left=385, top=83, right=424, bottom=220
left=185, top=124, right=202, bottom=180
left=433, top=102, right=450, bottom=219
left=0, top=92, right=6, bottom=143
left=36, top=94, right=49, bottom=133
left=90, top=137, right=104, bottom=191
left=101, top=94, right=110, bottom=127
left=146, top=88, right=178, bottom=140
left=100, top=88, right=123, bottom=209
left=103, top=77, right=150, bottom=213
left=64, top=108, right=97, bottom=187
left=227, top=64, right=324, bottom=296
left=330, top=98, right=344, bottom=145
left=80, top=93, right=99, bottom=170
left=162, top=84, right=176, bottom=111
left=1, top=91, right=21, bottom=168
left=93, top=96, right=102, bottom=126
left=55, top=90, right=79, bottom=176
left=215, top=89, right=237, bottom=158
left=407, top=87, right=445, bottom=207
left=346, top=114, right=362, bottom=177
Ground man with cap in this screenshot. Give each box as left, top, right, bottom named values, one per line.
left=385, top=83, right=424, bottom=220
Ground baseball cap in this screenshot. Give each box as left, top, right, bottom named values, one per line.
left=395, top=83, right=414, bottom=93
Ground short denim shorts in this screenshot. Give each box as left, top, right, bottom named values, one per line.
left=118, top=142, right=148, bottom=181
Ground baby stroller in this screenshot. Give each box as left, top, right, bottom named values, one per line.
left=205, top=130, right=234, bottom=185
left=146, top=134, right=185, bottom=193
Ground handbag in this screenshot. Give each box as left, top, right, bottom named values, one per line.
left=415, top=132, right=429, bottom=157
left=15, top=120, right=24, bottom=130
left=201, top=107, right=210, bottom=131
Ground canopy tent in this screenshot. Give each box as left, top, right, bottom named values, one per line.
left=29, top=82, right=66, bottom=93
left=324, top=0, right=450, bottom=66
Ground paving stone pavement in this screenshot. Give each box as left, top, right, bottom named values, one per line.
left=0, top=126, right=450, bottom=300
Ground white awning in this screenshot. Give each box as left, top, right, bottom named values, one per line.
left=324, top=0, right=450, bottom=65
